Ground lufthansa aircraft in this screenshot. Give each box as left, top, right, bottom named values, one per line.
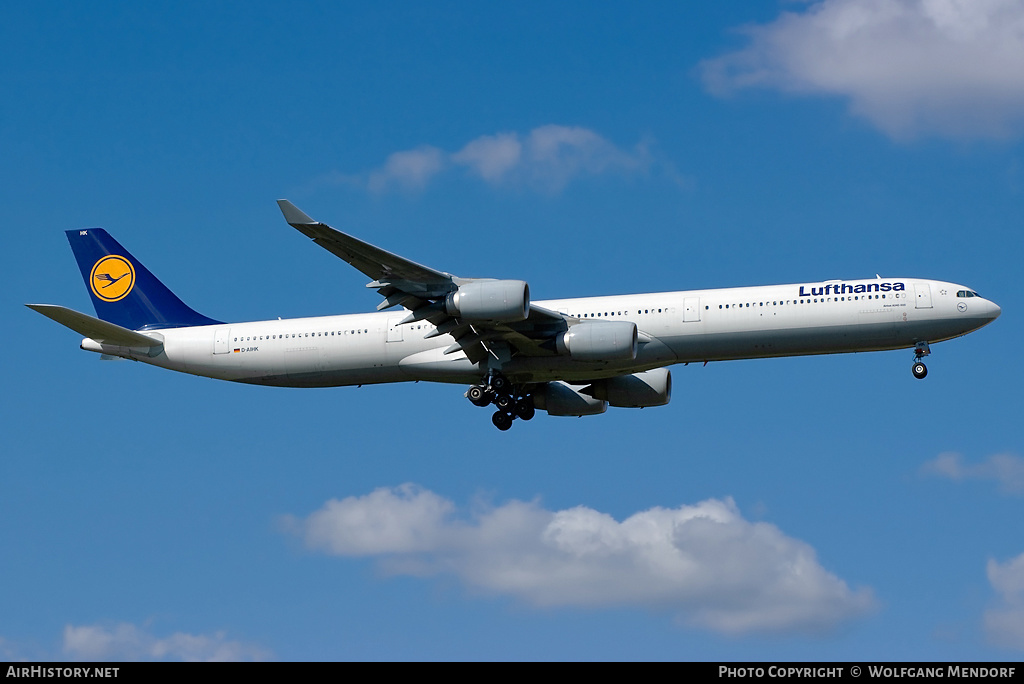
left=28, top=201, right=1001, bottom=430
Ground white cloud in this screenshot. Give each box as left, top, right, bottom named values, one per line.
left=475, top=125, right=651, bottom=192
left=699, top=0, right=1024, bottom=139
left=284, top=484, right=875, bottom=635
left=292, top=482, right=455, bottom=555
left=366, top=146, right=446, bottom=193
left=62, top=623, right=268, bottom=662
left=357, top=125, right=655, bottom=194
left=450, top=132, right=523, bottom=182
left=985, top=553, right=1024, bottom=650
left=921, top=452, right=1024, bottom=493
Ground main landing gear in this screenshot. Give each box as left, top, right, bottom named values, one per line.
left=912, top=341, right=931, bottom=380
left=466, top=373, right=535, bottom=431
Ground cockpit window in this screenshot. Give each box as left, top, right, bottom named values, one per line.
left=956, top=290, right=981, bottom=298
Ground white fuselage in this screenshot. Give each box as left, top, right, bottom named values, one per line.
left=85, top=278, right=1000, bottom=388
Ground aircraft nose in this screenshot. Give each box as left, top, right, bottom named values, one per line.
left=988, top=300, right=1002, bottom=321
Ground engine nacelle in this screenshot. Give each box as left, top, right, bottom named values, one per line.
left=556, top=321, right=637, bottom=361
left=533, top=381, right=607, bottom=416
left=445, top=280, right=530, bottom=322
left=586, top=368, right=671, bottom=408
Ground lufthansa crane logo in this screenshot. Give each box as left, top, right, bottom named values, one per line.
left=90, top=255, right=135, bottom=302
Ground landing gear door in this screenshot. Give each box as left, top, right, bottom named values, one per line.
left=683, top=297, right=701, bottom=322
left=915, top=283, right=933, bottom=309
left=214, top=328, right=231, bottom=354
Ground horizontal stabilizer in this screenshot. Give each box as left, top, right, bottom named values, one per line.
left=26, top=304, right=163, bottom=348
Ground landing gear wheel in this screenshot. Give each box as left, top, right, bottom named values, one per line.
left=514, top=399, right=535, bottom=421
left=490, top=375, right=508, bottom=393
left=468, top=385, right=491, bottom=407
left=912, top=362, right=928, bottom=379
left=492, top=411, right=513, bottom=431
left=495, top=394, right=514, bottom=410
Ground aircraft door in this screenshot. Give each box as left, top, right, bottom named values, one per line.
left=915, top=283, right=933, bottom=309
left=387, top=318, right=404, bottom=342
left=683, top=298, right=701, bottom=322
left=214, top=328, right=231, bottom=354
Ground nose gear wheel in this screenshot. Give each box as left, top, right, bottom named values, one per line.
left=912, top=341, right=931, bottom=380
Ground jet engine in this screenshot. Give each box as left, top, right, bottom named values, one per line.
left=533, top=381, right=608, bottom=416
left=445, top=280, right=530, bottom=322
left=555, top=321, right=637, bottom=361
left=584, top=368, right=671, bottom=408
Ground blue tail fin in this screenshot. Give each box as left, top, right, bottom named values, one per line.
left=66, top=228, right=222, bottom=330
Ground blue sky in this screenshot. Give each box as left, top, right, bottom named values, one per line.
left=3, top=0, right=1023, bottom=661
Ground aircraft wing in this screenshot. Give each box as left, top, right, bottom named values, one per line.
left=278, top=200, right=455, bottom=299
left=278, top=200, right=568, bottom=363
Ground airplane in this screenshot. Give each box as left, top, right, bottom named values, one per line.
left=28, top=200, right=1001, bottom=431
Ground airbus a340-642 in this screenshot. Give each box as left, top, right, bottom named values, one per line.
left=28, top=201, right=1001, bottom=430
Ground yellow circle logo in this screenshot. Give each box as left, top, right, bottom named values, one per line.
left=90, top=255, right=135, bottom=302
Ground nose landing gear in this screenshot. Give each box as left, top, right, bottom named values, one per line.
left=466, top=372, right=534, bottom=430
left=912, top=341, right=931, bottom=380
